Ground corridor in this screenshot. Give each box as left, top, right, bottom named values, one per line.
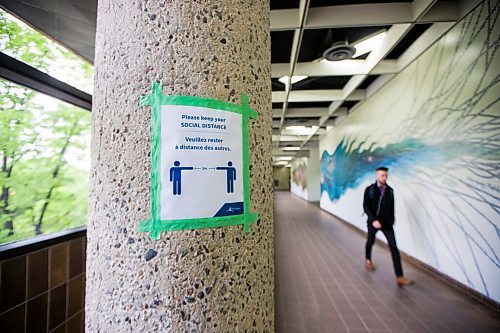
left=274, top=192, right=500, bottom=333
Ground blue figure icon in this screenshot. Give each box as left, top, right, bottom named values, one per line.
left=169, top=161, right=193, bottom=195
left=216, top=161, right=237, bottom=193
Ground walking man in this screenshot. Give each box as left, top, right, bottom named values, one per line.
left=363, top=166, right=413, bottom=286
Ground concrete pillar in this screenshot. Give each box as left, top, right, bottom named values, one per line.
left=86, top=1, right=274, bottom=332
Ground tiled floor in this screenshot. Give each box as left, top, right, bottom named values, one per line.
left=274, top=192, right=500, bottom=333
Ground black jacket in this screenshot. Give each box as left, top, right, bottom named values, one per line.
left=363, top=182, right=395, bottom=228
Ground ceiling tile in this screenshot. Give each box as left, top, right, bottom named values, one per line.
left=309, top=0, right=412, bottom=7
left=287, top=101, right=332, bottom=108
left=270, top=0, right=301, bottom=10
left=271, top=30, right=295, bottom=63
left=291, top=76, right=351, bottom=90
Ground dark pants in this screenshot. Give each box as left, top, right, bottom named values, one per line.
left=365, top=224, right=403, bottom=277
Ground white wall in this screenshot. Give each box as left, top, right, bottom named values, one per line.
left=306, top=149, right=320, bottom=202
left=319, top=1, right=500, bottom=302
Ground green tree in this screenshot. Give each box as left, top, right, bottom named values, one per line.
left=0, top=10, right=92, bottom=244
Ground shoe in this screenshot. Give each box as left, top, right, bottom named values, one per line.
left=365, top=260, right=375, bottom=270
left=397, top=276, right=413, bottom=286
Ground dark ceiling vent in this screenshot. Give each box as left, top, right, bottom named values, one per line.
left=322, top=42, right=356, bottom=61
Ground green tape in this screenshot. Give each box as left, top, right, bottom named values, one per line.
left=139, top=82, right=259, bottom=240
left=241, top=94, right=252, bottom=232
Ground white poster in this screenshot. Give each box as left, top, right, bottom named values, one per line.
left=160, top=105, right=244, bottom=220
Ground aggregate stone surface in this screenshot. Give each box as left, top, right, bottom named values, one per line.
left=86, top=1, right=274, bottom=332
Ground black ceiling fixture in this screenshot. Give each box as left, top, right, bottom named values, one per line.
left=321, top=29, right=356, bottom=61
left=298, top=26, right=390, bottom=62
left=323, top=42, right=357, bottom=61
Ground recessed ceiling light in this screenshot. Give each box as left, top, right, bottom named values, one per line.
left=282, top=147, right=301, bottom=151
left=322, top=42, right=356, bottom=61
left=285, top=125, right=318, bottom=135
left=274, top=156, right=294, bottom=161
left=320, top=30, right=387, bottom=62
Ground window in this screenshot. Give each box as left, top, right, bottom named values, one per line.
left=0, top=9, right=92, bottom=245
left=0, top=79, right=90, bottom=244
left=0, top=9, right=94, bottom=94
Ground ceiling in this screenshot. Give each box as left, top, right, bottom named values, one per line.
left=0, top=0, right=97, bottom=62
left=0, top=0, right=484, bottom=164
left=269, top=0, right=482, bottom=164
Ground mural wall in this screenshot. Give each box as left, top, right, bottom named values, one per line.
left=291, top=149, right=321, bottom=202
left=291, top=158, right=308, bottom=200
left=319, top=1, right=500, bottom=301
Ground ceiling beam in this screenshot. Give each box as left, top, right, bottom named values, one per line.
left=362, top=21, right=455, bottom=99
left=299, top=22, right=418, bottom=148
left=366, top=74, right=395, bottom=98
left=397, top=21, right=455, bottom=71
left=418, top=1, right=458, bottom=23
left=273, top=118, right=322, bottom=128
left=306, top=3, right=411, bottom=29
left=300, top=1, right=441, bottom=149
left=270, top=2, right=458, bottom=31
left=271, top=59, right=398, bottom=78
left=275, top=135, right=310, bottom=142
left=273, top=0, right=461, bottom=156
left=270, top=9, right=300, bottom=31
left=365, top=23, right=413, bottom=69
left=318, top=102, right=344, bottom=125
left=275, top=0, right=311, bottom=147
left=272, top=149, right=311, bottom=158
left=457, top=0, right=485, bottom=17
left=271, top=0, right=476, bottom=31
left=272, top=89, right=366, bottom=103
left=411, top=0, right=438, bottom=20
left=272, top=107, right=328, bottom=118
